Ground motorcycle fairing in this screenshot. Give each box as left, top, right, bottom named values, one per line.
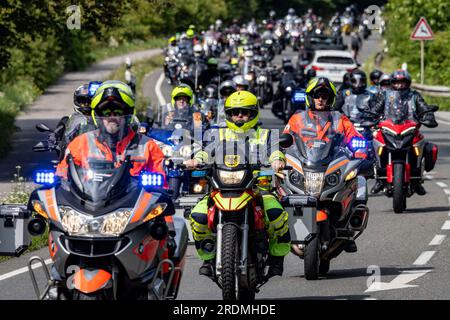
left=72, top=268, right=112, bottom=294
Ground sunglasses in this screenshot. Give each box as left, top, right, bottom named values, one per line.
left=97, top=108, right=131, bottom=117
left=229, top=109, right=251, bottom=117
left=313, top=91, right=330, bottom=99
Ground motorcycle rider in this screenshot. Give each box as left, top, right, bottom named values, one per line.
left=185, top=91, right=291, bottom=279
left=233, top=75, right=250, bottom=92
left=368, top=69, right=383, bottom=94
left=337, top=71, right=352, bottom=96
left=334, top=69, right=375, bottom=122
left=379, top=73, right=391, bottom=92
left=56, top=80, right=166, bottom=181
left=368, top=69, right=438, bottom=195
left=283, top=77, right=367, bottom=252
left=52, top=83, right=99, bottom=160
left=163, top=84, right=201, bottom=129
left=216, top=80, right=237, bottom=126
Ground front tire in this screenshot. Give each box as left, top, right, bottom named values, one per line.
left=393, top=163, right=406, bottom=213
left=221, top=223, right=239, bottom=300
left=304, top=235, right=320, bottom=280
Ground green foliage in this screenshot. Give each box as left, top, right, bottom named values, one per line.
left=383, top=0, right=450, bottom=86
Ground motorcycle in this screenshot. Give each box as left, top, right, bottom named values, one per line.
left=28, top=143, right=188, bottom=300
left=185, top=144, right=281, bottom=300
left=255, top=68, right=274, bottom=106
left=279, top=132, right=369, bottom=279
left=372, top=108, right=438, bottom=213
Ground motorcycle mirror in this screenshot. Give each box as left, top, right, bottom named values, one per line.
left=36, top=123, right=51, bottom=132
left=28, top=217, right=46, bottom=236
left=279, top=133, right=294, bottom=149
left=428, top=105, right=439, bottom=112
left=33, top=141, right=50, bottom=152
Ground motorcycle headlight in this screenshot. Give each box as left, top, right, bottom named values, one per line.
left=325, top=173, right=340, bottom=186
left=285, top=86, right=292, bottom=94
left=345, top=169, right=358, bottom=181
left=304, top=171, right=324, bottom=195
left=218, top=170, right=246, bottom=185
left=382, top=127, right=397, bottom=136
left=60, top=206, right=132, bottom=237
left=257, top=75, right=267, bottom=83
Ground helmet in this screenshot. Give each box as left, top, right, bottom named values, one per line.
left=306, top=68, right=317, bottom=80
left=233, top=75, right=250, bottom=90
left=305, top=77, right=337, bottom=110
left=269, top=10, right=276, bottom=18
left=204, top=84, right=218, bottom=99
left=342, top=71, right=352, bottom=86
left=350, top=69, right=367, bottom=94
left=186, top=29, right=195, bottom=39
left=168, top=36, right=177, bottom=45
left=189, top=24, right=196, bottom=30
left=224, top=91, right=259, bottom=132
left=193, top=44, right=203, bottom=56
left=74, top=84, right=92, bottom=115
left=215, top=19, right=222, bottom=27
left=379, top=73, right=391, bottom=87
left=207, top=57, right=218, bottom=67
left=253, top=55, right=266, bottom=68
left=370, top=69, right=383, bottom=85
left=171, top=84, right=194, bottom=106
left=90, top=81, right=136, bottom=136
left=219, top=80, right=237, bottom=98
left=391, top=69, right=411, bottom=90
left=288, top=8, right=295, bottom=15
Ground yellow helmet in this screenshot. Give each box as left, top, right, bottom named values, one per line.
left=90, top=80, right=135, bottom=126
left=186, top=29, right=195, bottom=39
left=224, top=91, right=259, bottom=132
left=171, top=84, right=194, bottom=106
left=168, top=36, right=177, bottom=44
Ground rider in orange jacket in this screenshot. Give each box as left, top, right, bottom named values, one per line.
left=56, top=81, right=166, bottom=182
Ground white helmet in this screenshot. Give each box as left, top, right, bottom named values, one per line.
left=193, top=44, right=203, bottom=56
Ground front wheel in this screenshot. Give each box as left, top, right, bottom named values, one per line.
left=221, top=223, right=239, bottom=300
left=304, top=235, right=320, bottom=280
left=393, top=163, right=406, bottom=213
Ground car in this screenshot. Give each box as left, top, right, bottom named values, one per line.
left=306, top=50, right=359, bottom=84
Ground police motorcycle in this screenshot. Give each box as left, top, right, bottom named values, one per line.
left=279, top=131, right=369, bottom=280
left=28, top=136, right=188, bottom=300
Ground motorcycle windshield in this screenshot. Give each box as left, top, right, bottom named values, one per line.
left=295, top=135, right=343, bottom=166
left=384, top=91, right=416, bottom=122
left=70, top=159, right=132, bottom=203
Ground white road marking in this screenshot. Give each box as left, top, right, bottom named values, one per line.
left=413, top=251, right=436, bottom=266
left=436, top=182, right=448, bottom=188
left=425, top=175, right=433, bottom=180
left=429, top=234, right=446, bottom=246
left=0, top=258, right=52, bottom=282
left=155, top=72, right=167, bottom=106
left=443, top=189, right=450, bottom=195
left=365, top=269, right=432, bottom=293
left=441, top=221, right=450, bottom=230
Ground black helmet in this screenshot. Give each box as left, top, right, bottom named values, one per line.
left=219, top=80, right=237, bottom=98
left=391, top=69, right=411, bottom=91
left=342, top=72, right=352, bottom=86
left=370, top=69, right=383, bottom=85
left=305, top=77, right=337, bottom=111
left=253, top=54, right=266, bottom=68
left=74, top=84, right=92, bottom=115
left=379, top=73, right=391, bottom=88
left=350, top=69, right=367, bottom=94
left=204, top=84, right=218, bottom=99
left=306, top=68, right=317, bottom=80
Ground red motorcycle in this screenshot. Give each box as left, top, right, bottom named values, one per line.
left=372, top=117, right=437, bottom=213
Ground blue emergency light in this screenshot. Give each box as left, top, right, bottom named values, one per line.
left=141, top=172, right=164, bottom=187
left=88, top=81, right=102, bottom=97
left=34, top=170, right=57, bottom=186
left=292, top=90, right=306, bottom=103
left=349, top=137, right=367, bottom=150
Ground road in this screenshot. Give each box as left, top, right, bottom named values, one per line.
left=1, top=33, right=450, bottom=300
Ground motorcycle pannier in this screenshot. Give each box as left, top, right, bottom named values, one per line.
left=424, top=142, right=438, bottom=172
left=0, top=205, right=31, bottom=256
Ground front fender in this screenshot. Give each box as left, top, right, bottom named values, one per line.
left=71, top=268, right=112, bottom=294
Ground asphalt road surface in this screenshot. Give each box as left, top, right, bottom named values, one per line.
left=2, top=33, right=450, bottom=300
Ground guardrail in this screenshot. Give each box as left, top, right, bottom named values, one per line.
left=411, top=83, right=450, bottom=98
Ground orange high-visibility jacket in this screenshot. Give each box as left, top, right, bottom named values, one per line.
left=56, top=129, right=166, bottom=181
